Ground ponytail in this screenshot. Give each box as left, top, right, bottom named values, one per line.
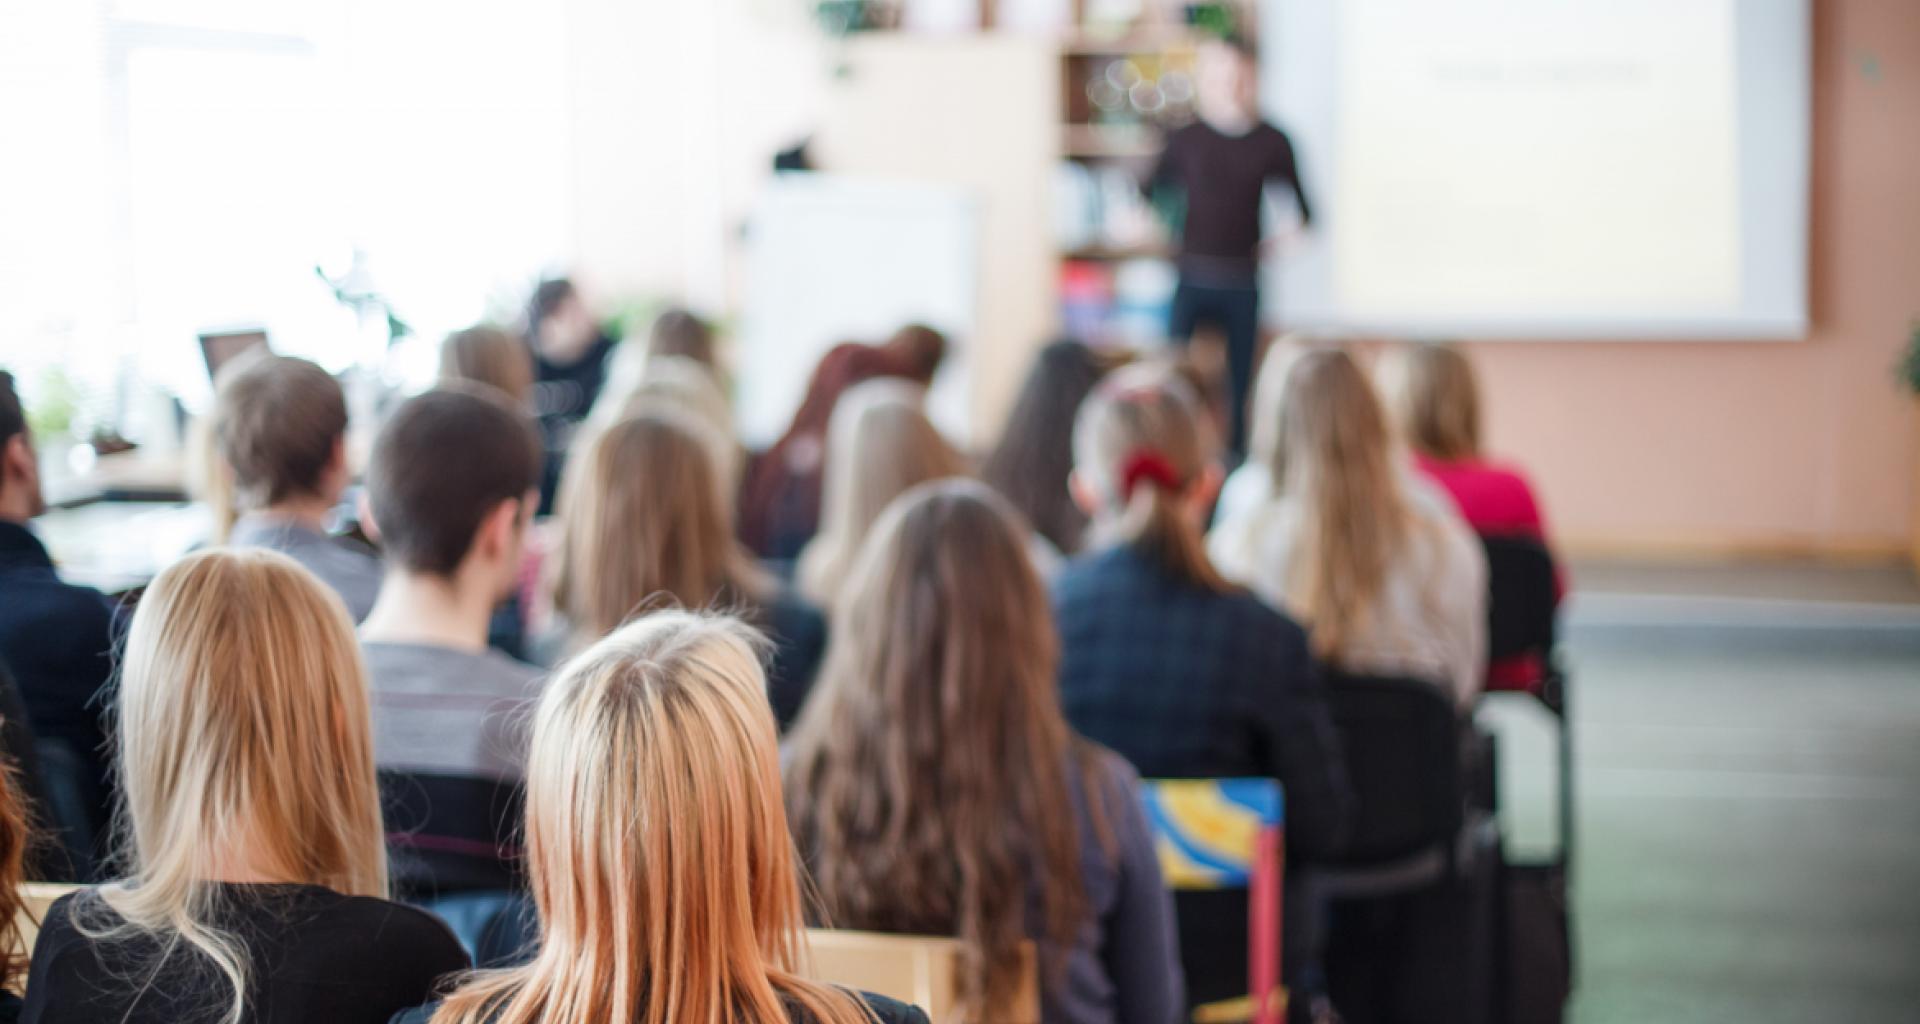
left=1074, top=366, right=1231, bottom=593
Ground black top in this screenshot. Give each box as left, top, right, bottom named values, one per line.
left=1051, top=546, right=1352, bottom=860
left=1146, top=120, right=1312, bottom=283
left=390, top=988, right=930, bottom=1024
left=530, top=334, right=616, bottom=514
left=757, top=588, right=829, bottom=731
left=0, top=522, right=117, bottom=837
left=21, top=884, right=469, bottom=1024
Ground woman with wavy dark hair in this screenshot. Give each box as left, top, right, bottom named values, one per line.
left=784, top=480, right=1181, bottom=1024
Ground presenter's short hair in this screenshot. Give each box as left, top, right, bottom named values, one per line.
left=213, top=353, right=348, bottom=508
left=368, top=385, right=542, bottom=578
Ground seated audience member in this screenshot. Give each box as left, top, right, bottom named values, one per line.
left=786, top=480, right=1183, bottom=1024
left=1051, top=366, right=1351, bottom=1011
left=546, top=413, right=825, bottom=728
left=1377, top=341, right=1557, bottom=544
left=439, top=324, right=535, bottom=408
left=525, top=278, right=616, bottom=513
left=0, top=371, right=118, bottom=854
left=737, top=326, right=947, bottom=560
left=397, top=612, right=926, bottom=1024
left=22, top=549, right=468, bottom=1023
left=981, top=339, right=1123, bottom=558
left=795, top=381, right=967, bottom=608
left=0, top=761, right=37, bottom=1020
left=214, top=352, right=382, bottom=621
left=1209, top=348, right=1488, bottom=707
left=585, top=354, right=739, bottom=490
left=647, top=305, right=718, bottom=369
left=359, top=386, right=546, bottom=898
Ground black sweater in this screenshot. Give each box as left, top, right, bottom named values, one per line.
left=1146, top=120, right=1313, bottom=282
left=21, top=885, right=469, bottom=1024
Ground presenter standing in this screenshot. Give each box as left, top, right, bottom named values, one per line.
left=1146, top=35, right=1311, bottom=459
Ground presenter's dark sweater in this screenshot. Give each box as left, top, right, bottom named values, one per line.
left=1147, top=121, right=1312, bottom=282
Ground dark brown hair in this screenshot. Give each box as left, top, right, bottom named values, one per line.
left=368, top=385, right=542, bottom=578
left=0, top=371, right=24, bottom=446
left=785, top=480, right=1102, bottom=1020
left=981, top=340, right=1120, bottom=554
left=212, top=354, right=348, bottom=508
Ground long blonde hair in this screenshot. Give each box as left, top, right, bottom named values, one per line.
left=429, top=612, right=873, bottom=1024
left=786, top=480, right=1101, bottom=1021
left=82, top=548, right=387, bottom=1024
left=795, top=381, right=966, bottom=608
left=1073, top=363, right=1229, bottom=591
left=1376, top=341, right=1481, bottom=462
left=550, top=412, right=772, bottom=651
left=1259, top=347, right=1412, bottom=660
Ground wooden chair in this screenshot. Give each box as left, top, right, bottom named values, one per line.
left=802, top=928, right=1039, bottom=1024
left=13, top=882, right=81, bottom=963
left=1139, top=778, right=1286, bottom=1024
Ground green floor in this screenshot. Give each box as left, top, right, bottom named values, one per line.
left=1523, top=566, right=1920, bottom=1023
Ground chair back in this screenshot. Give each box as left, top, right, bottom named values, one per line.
left=1139, top=779, right=1286, bottom=1024
left=1322, top=671, right=1464, bottom=866
left=802, top=929, right=1039, bottom=1024
left=13, top=882, right=81, bottom=962
left=1481, top=535, right=1557, bottom=662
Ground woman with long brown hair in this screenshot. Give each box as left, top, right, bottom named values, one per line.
left=1208, top=346, right=1488, bottom=707
left=21, top=549, right=467, bottom=1024
left=404, top=611, right=923, bottom=1024
left=0, top=761, right=34, bottom=1020
left=794, top=381, right=967, bottom=610
left=785, top=480, right=1181, bottom=1024
left=545, top=412, right=826, bottom=727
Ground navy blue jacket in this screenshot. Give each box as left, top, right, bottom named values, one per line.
left=0, top=521, right=116, bottom=830
left=1051, top=545, right=1353, bottom=860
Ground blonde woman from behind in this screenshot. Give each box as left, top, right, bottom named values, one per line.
left=20, top=548, right=467, bottom=1024
left=1208, top=346, right=1488, bottom=707
left=403, top=611, right=926, bottom=1024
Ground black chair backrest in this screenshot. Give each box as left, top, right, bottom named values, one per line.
left=1322, top=669, right=1464, bottom=866
left=1481, top=535, right=1558, bottom=662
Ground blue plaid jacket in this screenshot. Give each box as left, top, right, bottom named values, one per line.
left=1052, top=545, right=1354, bottom=859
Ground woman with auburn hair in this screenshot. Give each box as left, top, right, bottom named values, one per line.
left=545, top=412, right=826, bottom=728
left=21, top=548, right=467, bottom=1024
left=440, top=324, right=536, bottom=407
left=0, top=764, right=35, bottom=1020
left=794, top=381, right=967, bottom=610
left=1375, top=341, right=1556, bottom=544
left=786, top=480, right=1182, bottom=1024
left=1051, top=365, right=1350, bottom=1012
left=404, top=611, right=925, bottom=1024
left=1209, top=346, right=1488, bottom=707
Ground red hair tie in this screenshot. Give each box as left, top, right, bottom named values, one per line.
left=1118, top=449, right=1182, bottom=500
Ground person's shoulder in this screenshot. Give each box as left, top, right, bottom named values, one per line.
left=316, top=892, right=467, bottom=960
left=851, top=991, right=928, bottom=1024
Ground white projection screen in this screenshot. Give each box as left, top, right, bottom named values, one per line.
left=1261, top=0, right=1810, bottom=339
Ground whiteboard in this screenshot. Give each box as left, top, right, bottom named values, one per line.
left=736, top=174, right=979, bottom=448
left=1260, top=0, right=1810, bottom=340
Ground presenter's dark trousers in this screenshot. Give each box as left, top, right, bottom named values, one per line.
left=1168, top=278, right=1260, bottom=459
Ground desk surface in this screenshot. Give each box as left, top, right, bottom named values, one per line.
left=32, top=501, right=211, bottom=595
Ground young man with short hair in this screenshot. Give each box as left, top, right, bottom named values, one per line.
left=358, top=384, right=545, bottom=898
left=214, top=352, right=383, bottom=620
left=0, top=370, right=117, bottom=865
